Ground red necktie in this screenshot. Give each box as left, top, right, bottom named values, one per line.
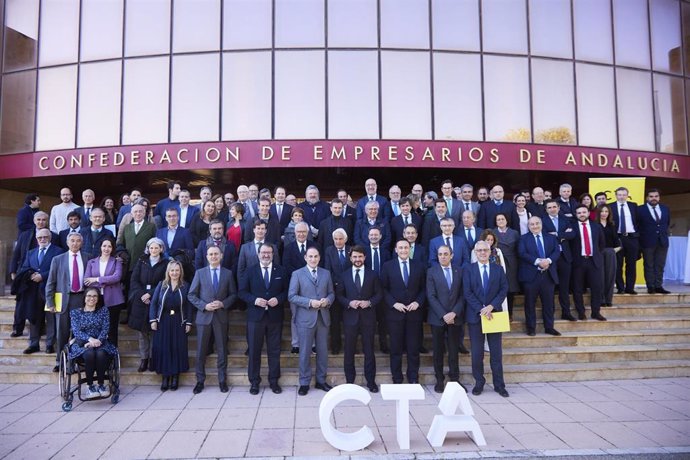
left=582, top=223, right=592, bottom=257
left=71, top=254, right=80, bottom=292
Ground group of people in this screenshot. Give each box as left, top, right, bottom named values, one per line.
left=9, top=178, right=671, bottom=398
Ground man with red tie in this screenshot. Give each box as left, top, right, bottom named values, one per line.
left=571, top=205, right=607, bottom=321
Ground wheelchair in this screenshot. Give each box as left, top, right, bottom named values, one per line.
left=58, top=342, right=121, bottom=412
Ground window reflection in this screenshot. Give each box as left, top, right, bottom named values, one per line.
left=530, top=0, right=571, bottom=58
left=482, top=0, right=527, bottom=54
left=432, top=0, right=480, bottom=51
left=81, top=0, right=123, bottom=61
left=484, top=55, right=530, bottom=142
left=77, top=61, right=121, bottom=148
left=125, top=0, right=170, bottom=56
left=173, top=0, right=220, bottom=52
left=328, top=0, right=377, bottom=48
left=36, top=65, right=77, bottom=151
left=223, top=0, right=272, bottom=49
left=39, top=0, right=78, bottom=67
left=617, top=68, right=654, bottom=151
left=573, top=0, right=613, bottom=63
left=653, top=74, right=686, bottom=154
left=650, top=0, right=682, bottom=74
left=171, top=54, right=220, bottom=142
left=275, top=0, right=324, bottom=47
left=381, top=0, right=429, bottom=49
left=122, top=57, right=169, bottom=145
left=613, top=0, right=650, bottom=69
left=433, top=53, right=482, bottom=140
left=0, top=71, right=36, bottom=154
left=4, top=0, right=38, bottom=71
left=576, top=64, right=617, bottom=148
left=531, top=59, right=576, bottom=145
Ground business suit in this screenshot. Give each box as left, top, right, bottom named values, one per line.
left=611, top=200, right=640, bottom=292
left=239, top=263, right=288, bottom=387
left=571, top=221, right=605, bottom=318
left=244, top=217, right=282, bottom=245
left=459, top=201, right=480, bottom=216
left=429, top=234, right=469, bottom=267
left=119, top=220, right=157, bottom=272
left=188, top=265, right=237, bottom=385
left=336, top=266, right=382, bottom=386
left=557, top=197, right=579, bottom=219
left=421, top=214, right=443, bottom=247
left=457, top=226, right=483, bottom=257
left=79, top=226, right=114, bottom=256
left=365, top=244, right=391, bottom=350
left=408, top=243, right=427, bottom=265
left=380, top=258, right=426, bottom=383
left=391, top=213, right=422, bottom=242
left=638, top=203, right=670, bottom=291
left=427, top=263, right=464, bottom=383
left=16, top=204, right=37, bottom=232
left=354, top=218, right=392, bottom=250
left=323, top=245, right=352, bottom=353
left=237, top=240, right=280, bottom=283
left=518, top=232, right=560, bottom=333
left=356, top=194, right=389, bottom=221
left=74, top=206, right=95, bottom=228
left=282, top=240, right=316, bottom=276
left=298, top=200, right=330, bottom=229
left=269, top=202, right=294, bottom=235
left=317, top=215, right=354, bottom=251
left=194, top=239, right=238, bottom=274
left=441, top=197, right=462, bottom=225
left=178, top=205, right=200, bottom=228
left=59, top=227, right=82, bottom=250
left=288, top=265, right=335, bottom=386
left=478, top=200, right=516, bottom=231
left=542, top=213, right=576, bottom=316
left=463, top=262, right=508, bottom=392
left=45, top=250, right=91, bottom=363
left=156, top=226, right=195, bottom=259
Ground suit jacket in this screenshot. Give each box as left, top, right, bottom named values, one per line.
left=11, top=228, right=60, bottom=274
left=364, top=245, right=391, bottom=276
left=18, top=244, right=64, bottom=295
left=441, top=197, right=463, bottom=224
left=526, top=201, right=547, bottom=218
left=282, top=240, right=317, bottom=277
left=119, top=220, right=157, bottom=272
left=356, top=194, right=389, bottom=221
left=188, top=265, right=237, bottom=326
left=463, top=262, right=508, bottom=324
left=194, top=239, right=238, bottom=274
left=74, top=206, right=95, bottom=228
left=409, top=243, right=427, bottom=265
left=426, top=263, right=464, bottom=327
left=244, top=217, right=282, bottom=245
left=611, top=201, right=639, bottom=235
left=354, top=218, right=392, bottom=249
left=336, top=266, right=382, bottom=327
left=428, top=235, right=469, bottom=267
left=59, top=228, right=82, bottom=250
left=317, top=215, right=354, bottom=251
left=239, top=263, right=289, bottom=323
left=637, top=203, right=670, bottom=248
left=17, top=204, right=37, bottom=232
left=518, top=232, right=560, bottom=284
left=458, top=201, right=480, bottom=216
left=380, top=258, right=426, bottom=322
left=571, top=221, right=605, bottom=269
left=542, top=214, right=576, bottom=262
left=237, top=240, right=280, bottom=282
left=269, top=202, right=294, bottom=234
left=179, top=205, right=200, bottom=229
left=557, top=197, right=579, bottom=218
left=45, top=250, right=92, bottom=312
left=390, top=213, right=422, bottom=242
left=323, top=245, right=352, bottom=278
left=156, top=226, right=195, bottom=258
left=477, top=200, right=516, bottom=230
left=84, top=256, right=125, bottom=306
left=298, top=200, right=330, bottom=229
left=421, top=214, right=443, bottom=247
left=79, top=227, right=115, bottom=256
left=288, top=266, right=335, bottom=328
left=457, top=226, right=484, bottom=257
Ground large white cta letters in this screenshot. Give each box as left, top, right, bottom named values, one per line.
left=319, top=384, right=375, bottom=451
left=426, top=381, right=486, bottom=446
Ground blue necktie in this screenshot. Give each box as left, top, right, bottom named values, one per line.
left=339, top=249, right=346, bottom=267
left=212, top=268, right=219, bottom=293
left=619, top=204, right=627, bottom=233
left=466, top=228, right=473, bottom=247
left=402, top=260, right=409, bottom=287
left=263, top=266, right=270, bottom=289
left=536, top=235, right=545, bottom=258
left=38, top=248, right=45, bottom=265
left=444, top=267, right=452, bottom=290
left=373, top=248, right=380, bottom=274
left=482, top=265, right=489, bottom=298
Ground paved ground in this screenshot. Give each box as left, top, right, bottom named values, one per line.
left=0, top=377, right=688, bottom=459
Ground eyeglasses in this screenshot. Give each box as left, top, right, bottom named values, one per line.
left=475, top=249, right=490, bottom=252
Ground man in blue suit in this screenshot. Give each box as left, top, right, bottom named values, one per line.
left=420, top=199, right=447, bottom=247
left=156, top=208, right=194, bottom=259
left=518, top=216, right=561, bottom=336
left=458, top=210, right=483, bottom=257
left=17, top=193, right=40, bottom=232
left=79, top=208, right=114, bottom=256
left=178, top=189, right=199, bottom=229
left=354, top=201, right=392, bottom=249
left=428, top=218, right=469, bottom=267
left=638, top=189, right=671, bottom=294
left=542, top=200, right=577, bottom=320
left=364, top=227, right=392, bottom=353
left=404, top=224, right=427, bottom=264
left=611, top=186, right=640, bottom=294
left=571, top=205, right=607, bottom=321
left=390, top=198, right=422, bottom=242
left=356, top=178, right=389, bottom=221
left=269, top=186, right=293, bottom=235
left=477, top=185, right=515, bottom=230
left=440, top=179, right=462, bottom=225
left=239, top=244, right=289, bottom=395
left=463, top=240, right=509, bottom=397
left=380, top=239, right=426, bottom=384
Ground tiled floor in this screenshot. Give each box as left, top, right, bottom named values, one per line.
left=0, top=378, right=689, bottom=459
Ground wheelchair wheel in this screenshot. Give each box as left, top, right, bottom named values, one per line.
left=61, top=401, right=72, bottom=412
left=58, top=350, right=71, bottom=400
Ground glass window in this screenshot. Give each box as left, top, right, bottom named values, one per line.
left=222, top=51, right=272, bottom=140
left=381, top=51, right=431, bottom=139
left=38, top=0, right=78, bottom=67
left=483, top=55, right=531, bottom=142
left=616, top=68, right=654, bottom=151
left=328, top=0, right=377, bottom=48
left=433, top=53, right=482, bottom=141
left=381, top=0, right=429, bottom=49
left=122, top=57, right=169, bottom=145
left=482, top=0, right=527, bottom=54
left=125, top=0, right=170, bottom=56
left=531, top=59, right=576, bottom=145
left=653, top=74, right=686, bottom=154
left=576, top=64, right=617, bottom=148
left=274, top=51, right=325, bottom=139
left=573, top=0, right=613, bottom=63
left=171, top=54, right=220, bottom=142
left=529, top=0, right=571, bottom=58
left=650, top=0, right=682, bottom=74
left=36, top=65, right=77, bottom=151
left=223, top=0, right=272, bottom=49
left=0, top=70, right=36, bottom=154
left=432, top=0, right=479, bottom=51
left=4, top=0, right=39, bottom=71
left=613, top=0, right=650, bottom=69
left=81, top=0, right=123, bottom=61
left=173, top=0, right=220, bottom=52
left=684, top=3, right=690, bottom=75
left=77, top=61, right=121, bottom=148
left=328, top=51, right=379, bottom=139
left=275, top=0, right=324, bottom=47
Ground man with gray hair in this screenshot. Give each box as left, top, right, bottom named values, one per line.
left=354, top=200, right=392, bottom=249
left=236, top=184, right=258, bottom=219
left=298, top=185, right=330, bottom=233
left=557, top=183, right=579, bottom=218
left=459, top=184, right=480, bottom=215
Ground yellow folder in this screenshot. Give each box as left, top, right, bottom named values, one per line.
left=44, top=293, right=62, bottom=313
left=481, top=311, right=510, bottom=334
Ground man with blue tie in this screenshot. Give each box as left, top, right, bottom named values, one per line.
left=269, top=186, right=294, bottom=235
left=428, top=218, right=468, bottom=267
left=365, top=227, right=391, bottom=353
left=518, top=216, right=561, bottom=336
left=391, top=198, right=422, bottom=242
left=459, top=184, right=480, bottom=215
left=571, top=205, right=607, bottom=321
left=354, top=201, right=392, bottom=249
left=421, top=199, right=448, bottom=247
left=542, top=200, right=577, bottom=320
left=638, top=189, right=671, bottom=294
left=463, top=240, right=509, bottom=397
left=79, top=208, right=114, bottom=256
left=611, top=187, right=640, bottom=294
left=477, top=185, right=515, bottom=230
left=356, top=178, right=390, bottom=221
left=156, top=208, right=195, bottom=259
left=322, top=228, right=351, bottom=354
left=458, top=210, right=483, bottom=259
left=381, top=239, right=426, bottom=384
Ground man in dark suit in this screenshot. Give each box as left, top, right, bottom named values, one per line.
left=611, top=186, right=640, bottom=294
left=15, top=229, right=64, bottom=354
left=354, top=201, right=392, bottom=249
left=188, top=245, right=237, bottom=394
left=244, top=197, right=282, bottom=245
left=336, top=245, right=382, bottom=392
left=269, top=186, right=294, bottom=235
left=571, top=205, right=607, bottom=321
left=58, top=211, right=82, bottom=249
left=403, top=224, right=427, bottom=264
left=557, top=183, right=579, bottom=219
left=526, top=186, right=547, bottom=218
left=477, top=185, right=515, bottom=230
left=74, top=189, right=96, bottom=228
left=178, top=189, right=199, bottom=229
left=298, top=185, right=330, bottom=233
left=237, top=220, right=280, bottom=283
left=318, top=199, right=354, bottom=251
left=457, top=210, right=483, bottom=256
left=427, top=244, right=465, bottom=393
left=79, top=208, right=114, bottom=256
left=194, top=219, right=237, bottom=274
left=356, top=178, right=389, bottom=221
left=463, top=240, right=509, bottom=397
left=365, top=227, right=391, bottom=353
left=542, top=200, right=577, bottom=320
left=239, top=244, right=289, bottom=395
left=421, top=199, right=447, bottom=247
left=518, top=216, right=561, bottom=336
left=638, top=189, right=671, bottom=294
left=17, top=193, right=40, bottom=232
left=440, top=179, right=462, bottom=225
left=337, top=189, right=357, bottom=221
left=458, top=184, right=480, bottom=216
left=391, top=198, right=422, bottom=242
left=382, top=185, right=403, bottom=223
left=156, top=208, right=195, bottom=259
left=322, top=228, right=351, bottom=354
left=428, top=218, right=469, bottom=267
left=380, top=239, right=426, bottom=384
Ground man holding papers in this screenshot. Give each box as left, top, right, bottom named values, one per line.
left=463, top=240, right=509, bottom=397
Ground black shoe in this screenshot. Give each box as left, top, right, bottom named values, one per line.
left=434, top=382, right=444, bottom=393
left=419, top=346, right=429, bottom=354
left=291, top=347, right=299, bottom=354
left=52, top=365, right=59, bottom=373
left=496, top=388, right=510, bottom=398
left=527, top=329, right=536, bottom=337
left=23, top=346, right=39, bottom=354
left=193, top=382, right=204, bottom=394
left=219, top=382, right=229, bottom=393
left=561, top=314, right=576, bottom=321
left=617, top=289, right=625, bottom=295
left=545, top=328, right=561, bottom=336
left=249, top=384, right=260, bottom=395
left=45, top=346, right=55, bottom=354
left=578, top=313, right=587, bottom=320
left=312, top=346, right=317, bottom=354
left=298, top=385, right=309, bottom=396
left=367, top=383, right=379, bottom=393
left=625, top=290, right=637, bottom=295
left=137, top=359, right=148, bottom=373
left=270, top=384, right=282, bottom=394
left=472, top=386, right=483, bottom=395
left=331, top=348, right=340, bottom=355
left=459, top=345, right=470, bottom=355
left=244, top=348, right=249, bottom=356
left=315, top=382, right=333, bottom=392
left=10, top=331, right=22, bottom=338
left=380, top=344, right=390, bottom=354
left=161, top=376, right=169, bottom=392
left=592, top=314, right=607, bottom=321
left=648, top=288, right=656, bottom=294
left=170, top=375, right=179, bottom=391
left=656, top=287, right=671, bottom=294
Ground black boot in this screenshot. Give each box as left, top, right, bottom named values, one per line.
left=170, top=374, right=179, bottom=391
left=138, top=359, right=148, bottom=372
left=161, top=375, right=169, bottom=391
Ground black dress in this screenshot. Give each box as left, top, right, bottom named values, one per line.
left=149, top=283, right=192, bottom=376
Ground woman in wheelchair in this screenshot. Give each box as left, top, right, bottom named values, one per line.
left=69, top=288, right=118, bottom=399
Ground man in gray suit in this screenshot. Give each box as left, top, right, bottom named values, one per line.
left=45, top=232, right=91, bottom=371
left=458, top=184, right=480, bottom=215
left=188, top=245, right=237, bottom=394
left=288, top=247, right=335, bottom=396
